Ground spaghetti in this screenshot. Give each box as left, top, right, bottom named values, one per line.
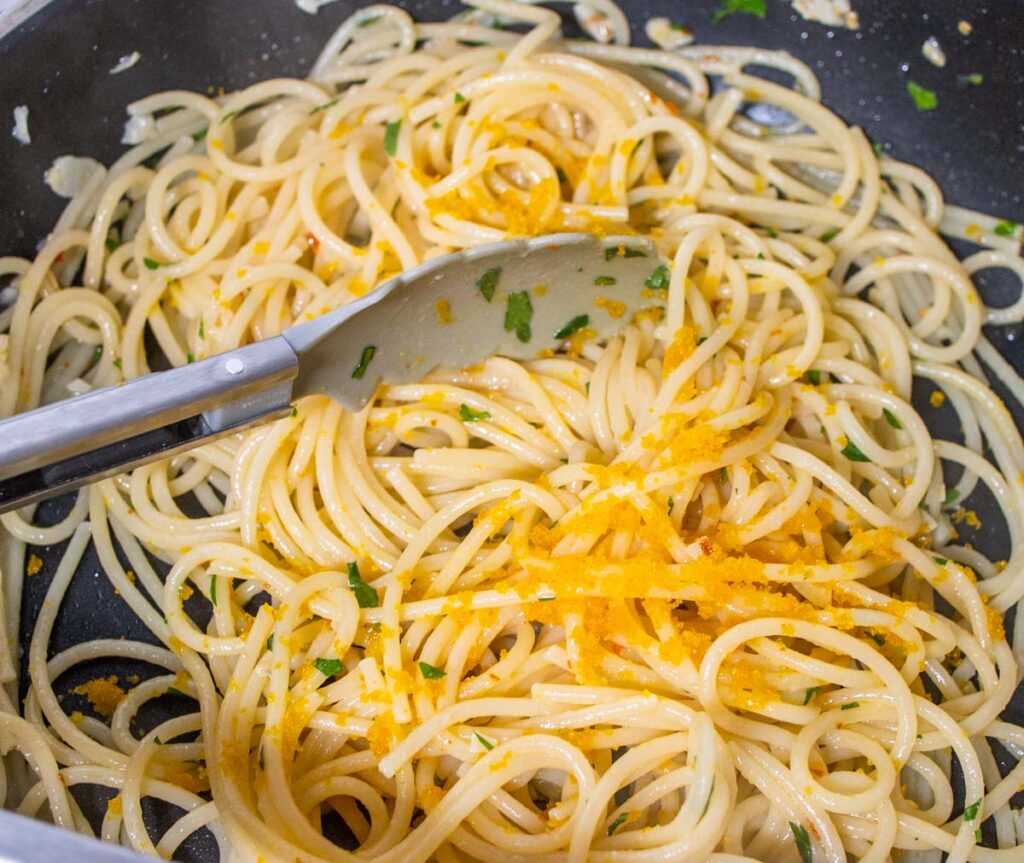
left=0, top=2, right=1023, bottom=862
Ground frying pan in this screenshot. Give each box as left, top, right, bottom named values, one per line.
left=0, top=0, right=1022, bottom=860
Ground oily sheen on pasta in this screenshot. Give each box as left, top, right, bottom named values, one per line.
left=2, top=1, right=1024, bottom=861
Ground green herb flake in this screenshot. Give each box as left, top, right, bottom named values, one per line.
left=802, top=686, right=819, bottom=705
left=384, top=120, right=401, bottom=156
left=309, top=97, right=340, bottom=115
left=192, top=127, right=208, bottom=142
left=166, top=686, right=187, bottom=698
left=431, top=120, right=442, bottom=129
left=476, top=267, right=501, bottom=302
left=459, top=404, right=491, bottom=422
left=790, top=821, right=813, bottom=863
left=143, top=257, right=160, bottom=270
left=347, top=561, right=379, bottom=608
left=841, top=701, right=859, bottom=710
left=841, top=440, right=871, bottom=462
left=474, top=731, right=494, bottom=751
left=933, top=556, right=949, bottom=566
left=504, top=291, right=533, bottom=342
left=594, top=275, right=616, bottom=286
left=713, top=0, right=766, bottom=23
left=819, top=228, right=840, bottom=242
left=556, top=167, right=568, bottom=183
left=870, top=633, right=886, bottom=646
left=604, top=245, right=647, bottom=260
left=113, top=357, right=123, bottom=371
left=966, top=73, right=984, bottom=86
left=418, top=660, right=446, bottom=679
left=266, top=634, right=274, bottom=651
left=719, top=467, right=728, bottom=483
left=219, top=109, right=241, bottom=125
left=153, top=736, right=162, bottom=744
left=645, top=264, right=670, bottom=291
left=105, top=237, right=121, bottom=253
left=198, top=318, right=205, bottom=340
left=807, top=370, right=821, bottom=386
left=351, top=345, right=376, bottom=379
left=994, top=220, right=1018, bottom=237
left=454, top=92, right=466, bottom=104
left=290, top=405, right=298, bottom=419
left=964, top=800, right=981, bottom=821
left=907, top=81, right=938, bottom=111
left=554, top=314, right=589, bottom=340
left=607, top=813, right=628, bottom=835
left=186, top=352, right=195, bottom=364
left=357, top=13, right=381, bottom=27
left=314, top=657, right=343, bottom=677
left=210, top=574, right=218, bottom=605
left=872, top=141, right=885, bottom=156
left=975, top=828, right=983, bottom=843
left=943, top=488, right=960, bottom=506
left=883, top=408, right=902, bottom=429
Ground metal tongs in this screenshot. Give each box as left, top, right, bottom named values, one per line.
left=0, top=233, right=663, bottom=513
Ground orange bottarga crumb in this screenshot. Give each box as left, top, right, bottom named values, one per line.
left=73, top=676, right=126, bottom=718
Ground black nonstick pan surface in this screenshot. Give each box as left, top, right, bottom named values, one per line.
left=0, top=0, right=1022, bottom=860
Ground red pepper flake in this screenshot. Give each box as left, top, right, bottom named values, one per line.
left=305, top=232, right=320, bottom=255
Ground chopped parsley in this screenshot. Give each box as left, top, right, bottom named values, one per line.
left=645, top=264, right=670, bottom=291
left=154, top=736, right=162, bottom=745
left=965, top=73, right=984, bottom=86
left=841, top=701, right=859, bottom=710
left=186, top=352, right=195, bottom=364
left=166, top=686, right=188, bottom=698
left=266, top=634, right=274, bottom=651
left=459, top=404, right=491, bottom=422
left=309, top=97, right=340, bottom=115
left=314, top=658, right=343, bottom=677
left=907, top=81, right=938, bottom=111
left=943, top=488, right=960, bottom=506
left=290, top=405, right=298, bottom=419
left=554, top=314, right=589, bottom=340
left=476, top=267, right=501, bottom=302
left=803, top=686, right=819, bottom=705
left=192, top=127, right=208, bottom=142
left=113, top=357, right=123, bottom=371
left=790, top=821, right=813, bottom=863
left=807, top=370, right=821, bottom=386
left=198, top=318, right=205, bottom=340
left=210, top=575, right=218, bottom=605
left=384, top=120, right=401, bottom=156
left=994, top=220, right=1018, bottom=237
left=605, top=245, right=647, bottom=260
left=474, top=731, right=494, bottom=751
left=219, top=109, right=241, bottom=124
left=933, top=556, right=949, bottom=566
left=841, top=440, right=870, bottom=462
left=872, top=141, right=885, bottom=156
left=594, top=275, right=616, bottom=286
left=765, top=227, right=779, bottom=238
left=883, top=408, right=902, bottom=429
left=713, top=0, right=766, bottom=22
left=357, top=13, right=381, bottom=26
left=431, top=120, right=442, bottom=129
left=963, top=800, right=981, bottom=821
left=142, top=257, right=160, bottom=270
left=418, top=661, right=446, bottom=679
left=819, top=228, right=840, bottom=242
left=454, top=92, right=466, bottom=104
left=870, top=633, right=886, bottom=646
left=667, top=497, right=674, bottom=515
left=607, top=813, right=628, bottom=835
left=504, top=291, right=533, bottom=342
left=351, top=345, right=376, bottom=379
left=347, top=561, right=379, bottom=608
left=556, top=167, right=568, bottom=183
left=105, top=237, right=121, bottom=252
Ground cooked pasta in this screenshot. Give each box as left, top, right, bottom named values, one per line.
left=1, top=2, right=1023, bottom=862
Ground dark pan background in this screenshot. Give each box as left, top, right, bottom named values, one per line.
left=0, top=0, right=1022, bottom=859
